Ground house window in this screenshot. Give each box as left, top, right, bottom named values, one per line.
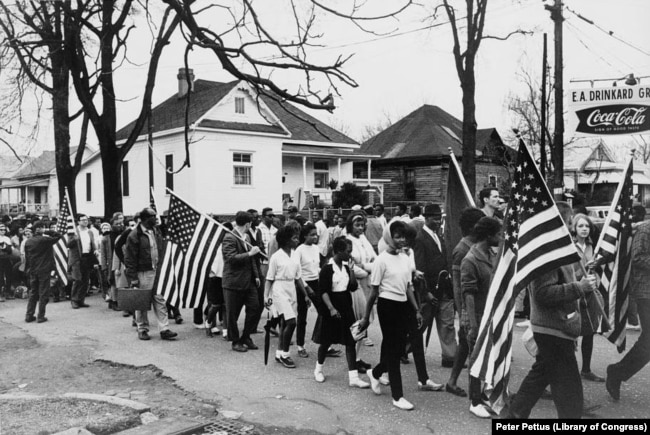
left=166, top=154, right=174, bottom=191
left=233, top=152, right=252, bottom=185
left=404, top=168, right=416, bottom=200
left=488, top=174, right=497, bottom=187
left=235, top=97, right=245, bottom=114
left=122, top=161, right=130, bottom=197
left=86, top=173, right=92, bottom=202
left=313, top=161, right=329, bottom=189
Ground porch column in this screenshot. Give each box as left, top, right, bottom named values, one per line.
left=302, top=156, right=308, bottom=191
left=337, top=158, right=341, bottom=187
left=367, top=159, right=372, bottom=186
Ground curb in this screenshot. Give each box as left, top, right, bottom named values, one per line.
left=0, top=392, right=150, bottom=414
left=63, top=392, right=151, bottom=413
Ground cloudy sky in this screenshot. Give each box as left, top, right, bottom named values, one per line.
left=3, top=0, right=649, bottom=154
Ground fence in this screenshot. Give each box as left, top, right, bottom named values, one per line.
left=0, top=203, right=50, bottom=217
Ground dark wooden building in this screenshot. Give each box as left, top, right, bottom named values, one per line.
left=354, top=105, right=515, bottom=207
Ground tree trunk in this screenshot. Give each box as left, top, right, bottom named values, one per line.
left=50, top=47, right=76, bottom=213
left=97, top=132, right=123, bottom=220
left=461, top=60, right=478, bottom=198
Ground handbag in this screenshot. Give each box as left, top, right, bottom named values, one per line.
left=349, top=320, right=368, bottom=342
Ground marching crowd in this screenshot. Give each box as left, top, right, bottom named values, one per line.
left=4, top=187, right=650, bottom=418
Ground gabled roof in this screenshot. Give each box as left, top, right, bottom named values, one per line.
left=115, top=79, right=357, bottom=145
left=13, top=147, right=81, bottom=179
left=359, top=105, right=510, bottom=161
left=0, top=154, right=28, bottom=179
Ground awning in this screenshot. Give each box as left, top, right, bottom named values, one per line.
left=0, top=178, right=49, bottom=189
left=282, top=144, right=379, bottom=160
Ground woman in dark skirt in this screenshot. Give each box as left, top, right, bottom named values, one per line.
left=312, top=236, right=370, bottom=389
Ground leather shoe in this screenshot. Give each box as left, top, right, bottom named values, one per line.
left=232, top=343, right=248, bottom=352
left=581, top=371, right=605, bottom=382
left=79, top=303, right=90, bottom=308
left=36, top=317, right=48, bottom=323
left=606, top=365, right=621, bottom=401
left=445, top=383, right=467, bottom=397
left=25, top=316, right=36, bottom=323
left=71, top=302, right=80, bottom=309
left=243, top=338, right=258, bottom=350
left=160, top=330, right=178, bottom=340
left=138, top=331, right=151, bottom=340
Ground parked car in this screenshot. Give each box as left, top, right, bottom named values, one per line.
left=585, top=206, right=609, bottom=231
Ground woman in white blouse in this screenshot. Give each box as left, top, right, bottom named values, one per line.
left=346, top=211, right=376, bottom=372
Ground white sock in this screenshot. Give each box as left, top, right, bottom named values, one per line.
left=348, top=370, right=359, bottom=383
left=282, top=350, right=291, bottom=358
left=276, top=350, right=282, bottom=359
left=315, top=362, right=324, bottom=373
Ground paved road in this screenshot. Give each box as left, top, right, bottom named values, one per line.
left=1, top=294, right=648, bottom=434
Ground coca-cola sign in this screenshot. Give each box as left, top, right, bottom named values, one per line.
left=568, top=84, right=650, bottom=136
left=575, top=104, right=650, bottom=135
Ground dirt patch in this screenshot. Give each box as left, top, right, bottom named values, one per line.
left=0, top=398, right=141, bottom=435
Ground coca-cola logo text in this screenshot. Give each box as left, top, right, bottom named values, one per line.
left=576, top=104, right=650, bottom=135
left=586, top=107, right=646, bottom=127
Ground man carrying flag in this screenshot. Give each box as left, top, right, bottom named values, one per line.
left=470, top=140, right=594, bottom=418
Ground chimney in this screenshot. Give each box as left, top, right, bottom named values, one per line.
left=177, top=68, right=195, bottom=98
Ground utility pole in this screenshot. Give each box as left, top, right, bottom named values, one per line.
left=540, top=33, right=547, bottom=179
left=546, top=0, right=564, bottom=199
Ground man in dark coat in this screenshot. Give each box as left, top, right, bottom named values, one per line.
left=222, top=211, right=261, bottom=352
left=24, top=221, right=61, bottom=323
left=413, top=203, right=457, bottom=367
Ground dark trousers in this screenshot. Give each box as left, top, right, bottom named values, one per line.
left=26, top=272, right=51, bottom=320
left=205, top=277, right=224, bottom=325
left=407, top=311, right=429, bottom=384
left=509, top=333, right=583, bottom=419
left=372, top=298, right=411, bottom=401
left=297, top=279, right=318, bottom=347
left=609, top=298, right=650, bottom=382
left=71, top=253, right=94, bottom=303
left=0, top=258, right=13, bottom=295
left=449, top=325, right=470, bottom=384
left=467, top=336, right=482, bottom=406
left=223, top=286, right=260, bottom=345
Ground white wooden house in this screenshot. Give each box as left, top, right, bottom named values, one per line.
left=76, top=69, right=377, bottom=216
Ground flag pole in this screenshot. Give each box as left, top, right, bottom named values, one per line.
left=448, top=148, right=476, bottom=207
left=165, top=188, right=268, bottom=259
left=64, top=187, right=83, bottom=255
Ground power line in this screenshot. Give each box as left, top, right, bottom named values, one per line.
left=564, top=20, right=630, bottom=73
left=564, top=5, right=650, bottom=57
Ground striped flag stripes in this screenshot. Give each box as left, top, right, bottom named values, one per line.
left=53, top=189, right=75, bottom=286
left=594, top=157, right=634, bottom=352
left=154, top=193, right=222, bottom=308
left=469, top=140, right=581, bottom=413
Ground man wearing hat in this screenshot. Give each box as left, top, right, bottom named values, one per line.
left=125, top=207, right=177, bottom=341
left=413, top=204, right=457, bottom=367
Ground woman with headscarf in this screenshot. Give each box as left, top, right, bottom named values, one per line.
left=359, top=220, right=422, bottom=411
left=346, top=211, right=376, bottom=373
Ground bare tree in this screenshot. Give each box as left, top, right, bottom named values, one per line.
left=64, top=0, right=181, bottom=218
left=435, top=0, right=530, bottom=197
left=0, top=0, right=89, bottom=211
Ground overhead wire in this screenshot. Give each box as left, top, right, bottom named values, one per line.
left=564, top=5, right=650, bottom=57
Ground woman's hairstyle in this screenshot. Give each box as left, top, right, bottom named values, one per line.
left=571, top=213, right=594, bottom=238
left=332, top=236, right=352, bottom=254
left=300, top=222, right=317, bottom=244
left=285, top=220, right=302, bottom=236
left=473, top=216, right=501, bottom=241
left=345, top=211, right=366, bottom=234
left=389, top=220, right=409, bottom=238
left=276, top=225, right=296, bottom=249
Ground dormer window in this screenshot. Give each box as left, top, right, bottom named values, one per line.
left=235, top=97, right=245, bottom=114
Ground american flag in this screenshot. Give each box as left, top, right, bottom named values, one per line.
left=469, top=140, right=581, bottom=413
left=53, top=189, right=76, bottom=286
left=594, top=157, right=634, bottom=352
left=154, top=193, right=222, bottom=308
